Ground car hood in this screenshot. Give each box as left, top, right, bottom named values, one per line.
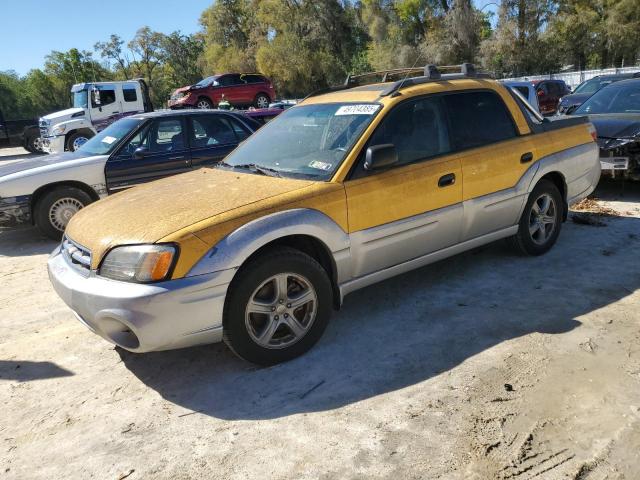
left=0, top=151, right=100, bottom=180
left=559, top=93, right=592, bottom=106
left=65, top=168, right=319, bottom=265
left=588, top=114, right=640, bottom=139
left=42, top=107, right=85, bottom=122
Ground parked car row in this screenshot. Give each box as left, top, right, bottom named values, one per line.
left=21, top=63, right=600, bottom=365
left=30, top=72, right=280, bottom=155
left=0, top=110, right=260, bottom=237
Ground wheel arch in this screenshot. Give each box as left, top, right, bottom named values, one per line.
left=537, top=171, right=568, bottom=221
left=186, top=209, right=351, bottom=309
left=240, top=234, right=341, bottom=309
left=31, top=181, right=100, bottom=222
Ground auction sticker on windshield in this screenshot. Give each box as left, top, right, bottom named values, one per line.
left=308, top=160, right=333, bottom=171
left=102, top=136, right=117, bottom=145
left=335, top=104, right=380, bottom=116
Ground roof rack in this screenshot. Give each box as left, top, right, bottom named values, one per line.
left=304, top=63, right=493, bottom=100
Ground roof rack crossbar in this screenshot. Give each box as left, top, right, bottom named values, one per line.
left=304, top=63, right=492, bottom=100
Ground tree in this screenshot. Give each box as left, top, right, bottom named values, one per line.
left=94, top=34, right=131, bottom=78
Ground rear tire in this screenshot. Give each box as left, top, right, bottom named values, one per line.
left=223, top=247, right=332, bottom=365
left=254, top=93, right=270, bottom=109
left=34, top=187, right=93, bottom=240
left=508, top=179, right=563, bottom=256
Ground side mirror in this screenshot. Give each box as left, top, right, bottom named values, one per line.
left=364, top=144, right=398, bottom=171
left=133, top=146, right=148, bottom=160
left=565, top=105, right=578, bottom=115
left=92, top=87, right=101, bottom=106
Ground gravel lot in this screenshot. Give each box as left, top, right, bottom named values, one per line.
left=1, top=147, right=639, bottom=479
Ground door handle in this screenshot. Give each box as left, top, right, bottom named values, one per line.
left=438, top=173, right=456, bottom=187
left=168, top=156, right=185, bottom=160
left=521, top=152, right=534, bottom=163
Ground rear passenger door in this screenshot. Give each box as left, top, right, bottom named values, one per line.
left=105, top=117, right=191, bottom=193
left=443, top=90, right=537, bottom=240
left=188, top=114, right=250, bottom=168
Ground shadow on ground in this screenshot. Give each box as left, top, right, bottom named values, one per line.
left=0, top=227, right=56, bottom=257
left=0, top=361, right=73, bottom=382
left=119, top=210, right=640, bottom=420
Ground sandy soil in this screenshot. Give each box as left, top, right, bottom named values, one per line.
left=1, top=148, right=639, bottom=479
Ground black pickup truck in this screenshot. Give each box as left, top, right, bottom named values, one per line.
left=0, top=109, right=42, bottom=153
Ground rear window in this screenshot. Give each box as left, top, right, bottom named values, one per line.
left=123, top=85, right=137, bottom=102
left=243, top=74, right=266, bottom=84
left=443, top=91, right=517, bottom=150
left=514, top=86, right=529, bottom=98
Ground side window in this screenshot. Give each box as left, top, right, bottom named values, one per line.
left=243, top=74, right=265, bottom=84
left=227, top=117, right=251, bottom=141
left=189, top=116, right=238, bottom=148
left=443, top=91, right=517, bottom=150
left=220, top=74, right=241, bottom=86
left=119, top=123, right=151, bottom=157
left=92, top=88, right=116, bottom=107
left=358, top=96, right=451, bottom=173
left=537, top=83, right=549, bottom=95
left=148, top=119, right=185, bottom=152
left=123, top=85, right=137, bottom=102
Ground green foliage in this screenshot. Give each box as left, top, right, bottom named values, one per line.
left=3, top=1, right=640, bottom=120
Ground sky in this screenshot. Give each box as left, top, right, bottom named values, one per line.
left=0, top=0, right=213, bottom=75
left=1, top=0, right=499, bottom=76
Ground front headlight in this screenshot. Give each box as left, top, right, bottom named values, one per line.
left=52, top=125, right=66, bottom=135
left=99, top=244, right=177, bottom=283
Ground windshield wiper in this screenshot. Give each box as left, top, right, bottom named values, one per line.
left=218, top=161, right=282, bottom=177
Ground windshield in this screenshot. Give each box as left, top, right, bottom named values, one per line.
left=575, top=82, right=640, bottom=115
left=78, top=117, right=144, bottom=155
left=195, top=76, right=216, bottom=88
left=222, top=103, right=382, bottom=180
left=73, top=90, right=88, bottom=109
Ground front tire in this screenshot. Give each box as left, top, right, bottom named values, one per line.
left=66, top=131, right=93, bottom=152
left=24, top=132, right=43, bottom=153
left=223, top=247, right=332, bottom=365
left=509, top=179, right=563, bottom=256
left=196, top=97, right=213, bottom=109
left=34, top=187, right=93, bottom=240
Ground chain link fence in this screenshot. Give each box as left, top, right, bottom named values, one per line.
left=502, top=66, right=640, bottom=89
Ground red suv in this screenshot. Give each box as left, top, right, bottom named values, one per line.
left=169, top=73, right=276, bottom=110
left=532, top=79, right=571, bottom=115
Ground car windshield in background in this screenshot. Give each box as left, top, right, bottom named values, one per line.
left=195, top=76, right=216, bottom=88
left=221, top=103, right=381, bottom=180
left=73, top=90, right=88, bottom=109
left=573, top=79, right=601, bottom=95
left=575, top=82, right=640, bottom=115
left=78, top=117, right=143, bottom=155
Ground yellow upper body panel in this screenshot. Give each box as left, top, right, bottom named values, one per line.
left=65, top=77, right=593, bottom=279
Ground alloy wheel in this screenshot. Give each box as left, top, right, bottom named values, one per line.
left=528, top=193, right=557, bottom=245
left=256, top=95, right=269, bottom=109
left=245, top=273, right=318, bottom=349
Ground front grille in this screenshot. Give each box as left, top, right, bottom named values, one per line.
left=62, top=236, right=92, bottom=275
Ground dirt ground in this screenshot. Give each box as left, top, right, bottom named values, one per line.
left=1, top=147, right=639, bottom=479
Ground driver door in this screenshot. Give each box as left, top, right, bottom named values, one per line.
left=105, top=117, right=192, bottom=193
left=344, top=96, right=463, bottom=278
left=90, top=84, right=122, bottom=131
